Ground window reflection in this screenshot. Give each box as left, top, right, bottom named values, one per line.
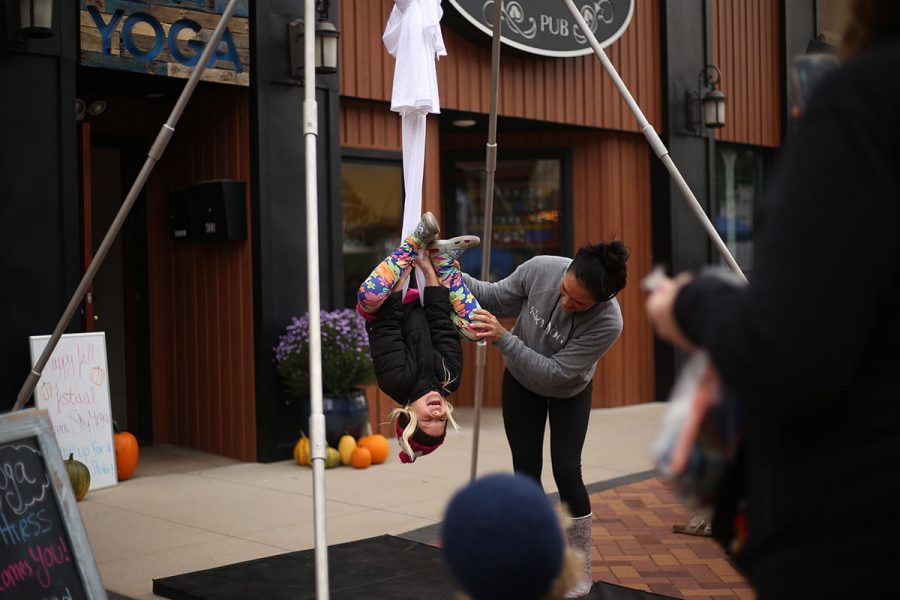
left=447, top=158, right=563, bottom=281
left=341, top=159, right=403, bottom=307
left=715, top=146, right=764, bottom=274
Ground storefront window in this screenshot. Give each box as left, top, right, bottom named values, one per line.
left=341, top=158, right=403, bottom=307
left=817, top=0, right=851, bottom=47
left=445, top=157, right=564, bottom=281
left=715, top=146, right=764, bottom=274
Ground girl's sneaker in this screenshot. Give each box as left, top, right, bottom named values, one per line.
left=428, top=235, right=480, bottom=261
left=411, top=212, right=441, bottom=246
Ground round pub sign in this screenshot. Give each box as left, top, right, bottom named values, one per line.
left=446, top=0, right=634, bottom=57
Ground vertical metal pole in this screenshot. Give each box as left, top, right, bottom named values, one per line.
left=470, top=0, right=503, bottom=482
left=703, top=0, right=719, bottom=262
left=14, top=0, right=244, bottom=412
left=561, top=0, right=746, bottom=282
left=303, top=1, right=330, bottom=597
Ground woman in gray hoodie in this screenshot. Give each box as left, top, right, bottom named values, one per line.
left=464, top=241, right=628, bottom=597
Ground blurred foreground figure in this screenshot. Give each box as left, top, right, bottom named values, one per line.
left=441, top=474, right=584, bottom=600
left=645, top=1, right=900, bottom=597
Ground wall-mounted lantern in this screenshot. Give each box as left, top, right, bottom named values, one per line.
left=687, top=65, right=727, bottom=134
left=288, top=0, right=340, bottom=79
left=19, top=0, right=54, bottom=38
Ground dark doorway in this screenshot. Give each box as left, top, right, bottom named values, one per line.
left=81, top=132, right=153, bottom=444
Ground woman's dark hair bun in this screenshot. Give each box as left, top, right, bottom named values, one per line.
left=570, top=241, right=629, bottom=303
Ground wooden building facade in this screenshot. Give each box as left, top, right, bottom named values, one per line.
left=1, top=0, right=818, bottom=461
left=344, top=0, right=787, bottom=425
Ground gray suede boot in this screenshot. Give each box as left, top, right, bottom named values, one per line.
left=565, top=513, right=594, bottom=597
left=410, top=211, right=440, bottom=246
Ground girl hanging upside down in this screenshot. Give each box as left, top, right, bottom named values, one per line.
left=356, top=211, right=481, bottom=462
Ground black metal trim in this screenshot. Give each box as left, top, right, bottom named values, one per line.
left=342, top=147, right=402, bottom=162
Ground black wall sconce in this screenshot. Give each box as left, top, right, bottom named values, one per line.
left=3, top=0, right=54, bottom=51
left=686, top=65, right=727, bottom=134
left=288, top=0, right=340, bottom=79
left=19, top=0, right=54, bottom=38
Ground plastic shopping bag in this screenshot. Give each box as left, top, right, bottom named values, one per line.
left=652, top=352, right=743, bottom=508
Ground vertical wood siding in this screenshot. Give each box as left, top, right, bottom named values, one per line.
left=150, top=88, right=256, bottom=461
left=712, top=0, right=781, bottom=147
left=340, top=0, right=662, bottom=132
left=341, top=99, right=402, bottom=151
left=90, top=90, right=255, bottom=460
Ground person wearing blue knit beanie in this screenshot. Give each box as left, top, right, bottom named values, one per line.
left=441, top=473, right=585, bottom=599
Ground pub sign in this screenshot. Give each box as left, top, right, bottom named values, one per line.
left=446, top=0, right=634, bottom=57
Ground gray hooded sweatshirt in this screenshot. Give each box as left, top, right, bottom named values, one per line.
left=463, top=255, right=623, bottom=398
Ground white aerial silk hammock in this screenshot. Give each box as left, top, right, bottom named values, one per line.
left=383, top=0, right=446, bottom=297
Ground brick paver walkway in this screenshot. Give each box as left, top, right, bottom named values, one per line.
left=587, top=476, right=754, bottom=599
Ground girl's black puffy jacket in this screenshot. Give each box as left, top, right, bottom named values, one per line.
left=366, top=285, right=463, bottom=405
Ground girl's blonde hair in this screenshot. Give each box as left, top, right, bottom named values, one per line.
left=388, top=397, right=460, bottom=460
left=386, top=358, right=462, bottom=460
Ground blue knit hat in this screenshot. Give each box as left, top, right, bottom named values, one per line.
left=441, top=473, right=565, bottom=600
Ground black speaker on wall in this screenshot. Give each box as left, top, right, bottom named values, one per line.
left=187, top=179, right=247, bottom=241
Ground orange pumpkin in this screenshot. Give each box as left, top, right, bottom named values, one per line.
left=351, top=446, right=372, bottom=469
left=113, top=422, right=139, bottom=481
left=294, top=432, right=312, bottom=466
left=357, top=434, right=389, bottom=464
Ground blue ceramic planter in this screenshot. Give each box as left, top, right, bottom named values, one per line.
left=300, top=389, right=369, bottom=447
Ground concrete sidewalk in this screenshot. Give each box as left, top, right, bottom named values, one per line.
left=78, top=403, right=666, bottom=600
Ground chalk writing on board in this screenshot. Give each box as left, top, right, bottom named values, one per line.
left=0, top=439, right=86, bottom=599
left=31, top=333, right=118, bottom=490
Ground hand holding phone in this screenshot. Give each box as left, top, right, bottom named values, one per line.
left=641, top=265, right=667, bottom=292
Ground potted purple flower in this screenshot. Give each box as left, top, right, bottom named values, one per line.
left=274, top=309, right=375, bottom=446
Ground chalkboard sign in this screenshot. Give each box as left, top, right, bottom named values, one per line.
left=30, top=333, right=118, bottom=490
left=0, top=409, right=107, bottom=599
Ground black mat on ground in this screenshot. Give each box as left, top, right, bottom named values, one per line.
left=152, top=535, right=675, bottom=600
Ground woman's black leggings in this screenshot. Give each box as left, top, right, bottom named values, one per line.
left=501, top=369, right=593, bottom=518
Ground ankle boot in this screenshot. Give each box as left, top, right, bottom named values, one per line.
left=408, top=211, right=440, bottom=248
left=428, top=235, right=480, bottom=261
left=427, top=236, right=479, bottom=283
left=565, top=513, right=594, bottom=598
left=427, top=237, right=481, bottom=340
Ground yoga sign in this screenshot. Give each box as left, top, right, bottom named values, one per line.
left=79, top=0, right=250, bottom=87
left=446, top=0, right=634, bottom=57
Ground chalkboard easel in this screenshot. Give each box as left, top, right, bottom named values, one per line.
left=0, top=409, right=107, bottom=599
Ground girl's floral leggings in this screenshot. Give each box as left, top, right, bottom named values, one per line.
left=356, top=234, right=479, bottom=341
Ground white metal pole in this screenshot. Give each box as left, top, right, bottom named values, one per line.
left=13, top=0, right=244, bottom=412
left=562, top=0, right=746, bottom=282
left=469, top=0, right=503, bottom=482
left=303, top=0, right=330, bottom=597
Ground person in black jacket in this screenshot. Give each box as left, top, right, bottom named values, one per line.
left=368, top=257, right=463, bottom=463
left=356, top=213, right=476, bottom=463
left=645, top=1, right=900, bottom=597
